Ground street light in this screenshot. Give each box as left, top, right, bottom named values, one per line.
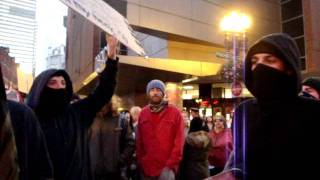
left=220, top=11, right=251, bottom=96
left=220, top=11, right=251, bottom=33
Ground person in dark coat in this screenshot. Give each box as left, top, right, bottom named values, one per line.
left=0, top=65, right=19, bottom=180
left=26, top=36, right=119, bottom=180
left=89, top=96, right=135, bottom=180
left=227, top=33, right=320, bottom=180
left=301, top=77, right=320, bottom=100
left=179, top=117, right=211, bottom=180
left=1, top=64, right=53, bottom=180
left=9, top=100, right=53, bottom=180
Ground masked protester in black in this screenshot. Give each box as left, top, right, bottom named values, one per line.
left=0, top=65, right=53, bottom=180
left=225, top=33, right=320, bottom=180
left=301, top=77, right=320, bottom=100
left=26, top=36, right=118, bottom=180
left=8, top=100, right=54, bottom=180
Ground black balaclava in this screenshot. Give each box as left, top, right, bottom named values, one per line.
left=27, top=69, right=73, bottom=118
left=302, top=77, right=320, bottom=98
left=37, top=72, right=71, bottom=116
left=300, top=91, right=317, bottom=100
left=39, top=86, right=69, bottom=110
left=245, top=33, right=301, bottom=100
left=251, top=64, right=296, bottom=99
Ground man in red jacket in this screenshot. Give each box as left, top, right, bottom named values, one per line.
left=136, top=79, right=184, bottom=180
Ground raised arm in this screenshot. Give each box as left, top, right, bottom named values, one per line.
left=73, top=36, right=119, bottom=126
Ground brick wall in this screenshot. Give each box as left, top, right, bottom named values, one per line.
left=0, top=47, right=18, bottom=89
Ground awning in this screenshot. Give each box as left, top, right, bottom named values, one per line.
left=82, top=55, right=225, bottom=86
left=118, top=55, right=224, bottom=76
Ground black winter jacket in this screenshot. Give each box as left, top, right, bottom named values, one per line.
left=228, top=33, right=320, bottom=180
left=179, top=131, right=211, bottom=180
left=26, top=59, right=118, bottom=180
left=9, top=100, right=53, bottom=180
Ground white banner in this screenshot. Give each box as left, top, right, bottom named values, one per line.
left=60, top=0, right=145, bottom=55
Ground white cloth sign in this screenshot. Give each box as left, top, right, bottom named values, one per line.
left=60, top=0, right=145, bottom=55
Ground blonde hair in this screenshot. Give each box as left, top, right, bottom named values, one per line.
left=213, top=114, right=227, bottom=128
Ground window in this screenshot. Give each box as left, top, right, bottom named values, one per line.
left=281, top=0, right=306, bottom=71
left=295, top=37, right=305, bottom=56
left=282, top=17, right=304, bottom=37
left=9, top=6, right=35, bottom=19
left=281, top=0, right=302, bottom=21
left=300, top=57, right=306, bottom=71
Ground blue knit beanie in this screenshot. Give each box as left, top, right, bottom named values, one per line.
left=146, top=79, right=165, bottom=95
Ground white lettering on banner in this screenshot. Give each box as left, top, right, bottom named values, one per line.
left=60, top=0, right=145, bottom=56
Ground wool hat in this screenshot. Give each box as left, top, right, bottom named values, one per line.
left=146, top=79, right=165, bottom=95
left=189, top=117, right=203, bottom=133
left=246, top=41, right=288, bottom=66
left=302, top=77, right=320, bottom=95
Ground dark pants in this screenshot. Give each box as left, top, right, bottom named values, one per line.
left=94, top=171, right=121, bottom=180
left=128, top=169, right=141, bottom=180
left=142, top=176, right=158, bottom=180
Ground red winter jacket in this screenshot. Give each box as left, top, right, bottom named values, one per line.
left=208, top=128, right=233, bottom=168
left=136, top=105, right=184, bottom=177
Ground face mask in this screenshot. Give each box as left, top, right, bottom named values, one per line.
left=40, top=87, right=69, bottom=109
left=300, top=91, right=317, bottom=100
left=251, top=64, right=296, bottom=99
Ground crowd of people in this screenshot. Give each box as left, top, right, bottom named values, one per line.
left=1, top=33, right=320, bottom=180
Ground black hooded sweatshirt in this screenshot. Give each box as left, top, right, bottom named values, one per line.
left=27, top=59, right=118, bottom=180
left=229, top=33, right=320, bottom=180
left=8, top=100, right=53, bottom=180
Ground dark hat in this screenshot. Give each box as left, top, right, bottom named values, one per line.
left=190, top=107, right=199, bottom=112
left=189, top=117, right=203, bottom=133
left=302, top=77, right=320, bottom=95
left=246, top=41, right=286, bottom=62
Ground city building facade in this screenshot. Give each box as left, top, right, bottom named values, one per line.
left=0, top=46, right=18, bottom=88
left=0, top=0, right=37, bottom=76
left=46, top=45, right=66, bottom=69
left=65, top=0, right=320, bottom=115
